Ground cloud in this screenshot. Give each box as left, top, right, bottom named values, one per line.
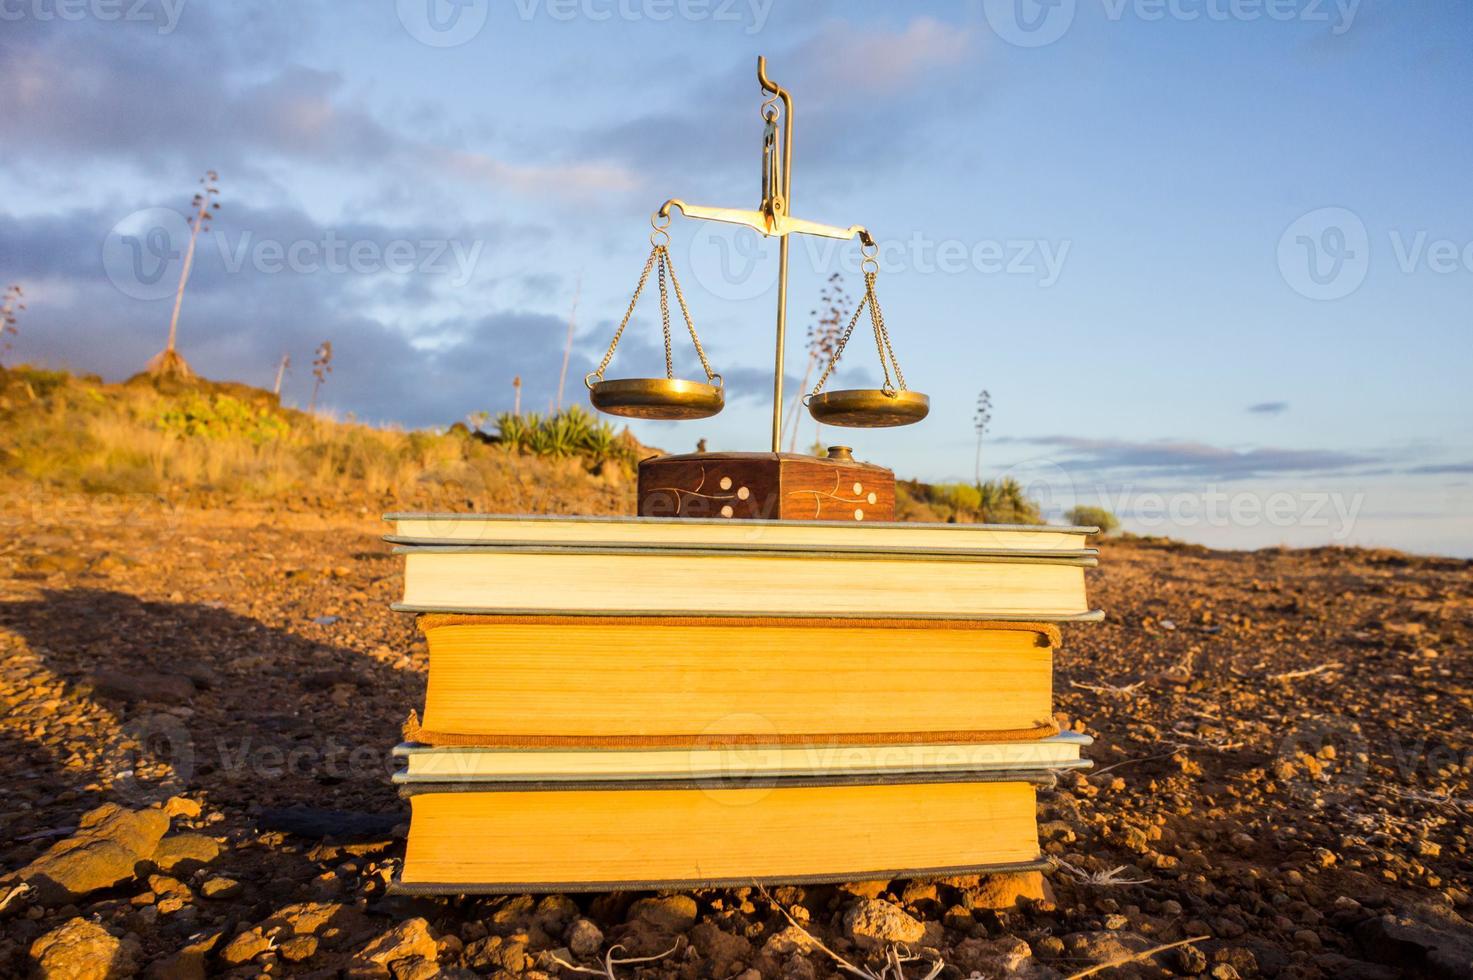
left=1404, top=462, right=1473, bottom=476
left=1247, top=401, right=1289, bottom=415
left=0, top=201, right=602, bottom=427
left=997, top=435, right=1378, bottom=481
left=578, top=16, right=983, bottom=194
left=0, top=10, right=636, bottom=204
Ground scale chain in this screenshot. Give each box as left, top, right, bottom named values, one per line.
left=589, top=241, right=718, bottom=386
left=809, top=268, right=908, bottom=398
left=591, top=245, right=659, bottom=383
left=664, top=248, right=716, bottom=382
left=657, top=248, right=673, bottom=378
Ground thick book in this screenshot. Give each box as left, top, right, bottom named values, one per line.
left=385, top=512, right=1097, bottom=554
left=407, top=615, right=1061, bottom=744
left=393, top=547, right=1097, bottom=620
left=392, top=732, right=1092, bottom=782
left=394, top=774, right=1050, bottom=892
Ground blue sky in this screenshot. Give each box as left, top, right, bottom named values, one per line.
left=1, top=1, right=1469, bottom=554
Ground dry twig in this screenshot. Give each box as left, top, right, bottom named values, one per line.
left=1052, top=858, right=1151, bottom=887
left=548, top=940, right=682, bottom=978
left=1069, top=679, right=1145, bottom=698
left=759, top=885, right=943, bottom=980
left=0, top=882, right=32, bottom=914
left=1267, top=662, right=1342, bottom=681
left=1063, top=935, right=1211, bottom=979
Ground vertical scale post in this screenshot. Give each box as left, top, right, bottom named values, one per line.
left=758, top=57, right=793, bottom=454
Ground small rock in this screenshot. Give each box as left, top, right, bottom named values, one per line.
left=565, top=918, right=603, bottom=958
left=163, top=797, right=202, bottom=819
left=964, top=871, right=1047, bottom=910
left=1213, top=946, right=1260, bottom=976
left=1355, top=905, right=1473, bottom=978
left=12, top=802, right=172, bottom=904
left=356, top=917, right=439, bottom=969
left=899, top=880, right=938, bottom=905
left=627, top=895, right=698, bottom=932
left=217, top=928, right=271, bottom=967
left=143, top=931, right=220, bottom=980
left=85, top=669, right=196, bottom=704
left=837, top=879, right=890, bottom=900
left=689, top=920, right=752, bottom=976
left=951, top=936, right=1033, bottom=975
left=151, top=834, right=220, bottom=873
left=30, top=918, right=141, bottom=980
left=842, top=898, right=924, bottom=950
left=199, top=876, right=241, bottom=899
left=761, top=925, right=819, bottom=958
left=1173, top=942, right=1209, bottom=974
left=278, top=934, right=319, bottom=962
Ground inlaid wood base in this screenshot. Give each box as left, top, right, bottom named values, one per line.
left=637, top=449, right=895, bottom=521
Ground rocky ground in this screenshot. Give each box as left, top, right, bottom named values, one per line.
left=1, top=491, right=1470, bottom=979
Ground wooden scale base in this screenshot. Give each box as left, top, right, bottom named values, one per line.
left=637, top=447, right=895, bottom=522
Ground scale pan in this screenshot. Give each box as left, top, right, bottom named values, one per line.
left=807, top=389, right=930, bottom=428
left=589, top=378, right=725, bottom=421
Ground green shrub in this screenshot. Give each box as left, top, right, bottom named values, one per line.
left=495, top=406, right=635, bottom=465
left=976, top=477, right=1044, bottom=524
left=157, top=394, right=290, bottom=444
left=1064, top=504, right=1121, bottom=535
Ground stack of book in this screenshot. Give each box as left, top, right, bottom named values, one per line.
left=383, top=514, right=1099, bottom=892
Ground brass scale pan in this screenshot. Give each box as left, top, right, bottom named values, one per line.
left=592, top=376, right=928, bottom=427
left=589, top=377, right=725, bottom=421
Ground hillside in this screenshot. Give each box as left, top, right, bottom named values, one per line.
left=0, top=366, right=1044, bottom=525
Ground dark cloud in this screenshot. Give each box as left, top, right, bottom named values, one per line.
left=996, top=435, right=1378, bottom=481
left=1247, top=401, right=1289, bottom=415
left=577, top=18, right=986, bottom=202
left=0, top=9, right=633, bottom=201
left=0, top=202, right=609, bottom=427
left=1404, top=462, right=1473, bottom=475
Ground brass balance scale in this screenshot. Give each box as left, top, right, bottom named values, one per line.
left=586, top=57, right=930, bottom=522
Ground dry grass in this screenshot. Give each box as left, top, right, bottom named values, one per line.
left=0, top=365, right=639, bottom=514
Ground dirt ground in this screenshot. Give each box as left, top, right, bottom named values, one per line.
left=1, top=493, right=1470, bottom=978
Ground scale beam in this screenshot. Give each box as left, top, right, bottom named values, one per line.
left=658, top=199, right=875, bottom=247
